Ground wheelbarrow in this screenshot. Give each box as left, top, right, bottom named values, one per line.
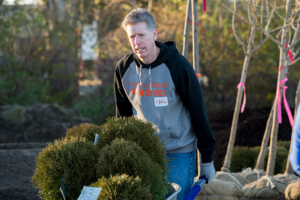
left=165, top=176, right=207, bottom=200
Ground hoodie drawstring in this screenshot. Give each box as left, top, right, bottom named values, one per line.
left=136, top=64, right=152, bottom=91
left=136, top=64, right=142, bottom=85
left=149, top=66, right=152, bottom=91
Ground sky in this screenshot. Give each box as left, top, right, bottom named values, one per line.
left=3, top=0, right=42, bottom=5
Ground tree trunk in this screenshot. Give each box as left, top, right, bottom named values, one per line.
left=266, top=0, right=292, bottom=176
left=182, top=0, right=192, bottom=58
left=255, top=100, right=275, bottom=170
left=221, top=26, right=255, bottom=172
left=285, top=80, right=300, bottom=174
left=192, top=0, right=200, bottom=81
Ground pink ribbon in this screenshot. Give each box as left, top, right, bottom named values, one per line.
left=283, top=86, right=294, bottom=127
left=286, top=43, right=294, bottom=63
left=237, top=83, right=246, bottom=113
left=277, top=78, right=294, bottom=127
left=203, top=0, right=206, bottom=12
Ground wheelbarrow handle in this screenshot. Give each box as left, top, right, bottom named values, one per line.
left=183, top=176, right=207, bottom=200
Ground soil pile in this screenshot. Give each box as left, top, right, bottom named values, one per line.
left=208, top=107, right=293, bottom=171
left=0, top=103, right=91, bottom=143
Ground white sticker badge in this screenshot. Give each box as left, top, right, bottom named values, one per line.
left=154, top=97, right=168, bottom=107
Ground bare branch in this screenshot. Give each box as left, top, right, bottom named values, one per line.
left=294, top=49, right=300, bottom=57
left=287, top=37, right=300, bottom=50
left=232, top=0, right=246, bottom=47
left=260, top=0, right=263, bottom=44
left=288, top=26, right=292, bottom=44
left=288, top=56, right=300, bottom=66
left=218, top=0, right=252, bottom=26
left=251, top=37, right=269, bottom=53
left=268, top=0, right=285, bottom=21
left=248, top=0, right=253, bottom=24
left=276, top=28, right=283, bottom=40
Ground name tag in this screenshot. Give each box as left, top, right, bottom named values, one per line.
left=154, top=97, right=168, bottom=107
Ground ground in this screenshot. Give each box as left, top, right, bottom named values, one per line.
left=0, top=105, right=293, bottom=200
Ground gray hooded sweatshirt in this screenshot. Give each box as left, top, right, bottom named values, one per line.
left=114, top=41, right=216, bottom=163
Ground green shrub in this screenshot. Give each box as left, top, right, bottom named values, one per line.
left=96, top=138, right=168, bottom=200
left=230, top=141, right=290, bottom=174
left=97, top=117, right=167, bottom=174
left=230, top=146, right=261, bottom=172
left=90, top=174, right=152, bottom=200
left=65, top=123, right=102, bottom=142
left=277, top=140, right=290, bottom=151
left=31, top=137, right=100, bottom=200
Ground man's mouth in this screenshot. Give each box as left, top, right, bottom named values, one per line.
left=136, top=47, right=145, bottom=53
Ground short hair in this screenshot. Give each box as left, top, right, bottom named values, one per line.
left=122, top=8, right=156, bottom=31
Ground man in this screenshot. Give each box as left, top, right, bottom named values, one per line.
left=114, top=8, right=216, bottom=199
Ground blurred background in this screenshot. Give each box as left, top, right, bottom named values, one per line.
left=0, top=0, right=299, bottom=127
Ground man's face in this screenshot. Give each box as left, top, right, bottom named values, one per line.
left=126, top=22, right=157, bottom=64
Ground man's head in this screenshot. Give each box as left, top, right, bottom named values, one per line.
left=122, top=8, right=159, bottom=64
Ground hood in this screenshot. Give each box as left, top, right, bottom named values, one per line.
left=133, top=41, right=179, bottom=68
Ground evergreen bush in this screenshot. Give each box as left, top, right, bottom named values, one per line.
left=97, top=117, right=167, bottom=174
left=90, top=174, right=152, bottom=200
left=31, top=137, right=100, bottom=200
left=65, top=123, right=102, bottom=142
left=230, top=146, right=260, bottom=172
left=230, top=141, right=290, bottom=174
left=96, top=138, right=168, bottom=200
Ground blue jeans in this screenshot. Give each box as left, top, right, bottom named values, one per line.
left=166, top=151, right=196, bottom=200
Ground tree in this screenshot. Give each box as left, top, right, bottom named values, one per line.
left=218, top=0, right=270, bottom=172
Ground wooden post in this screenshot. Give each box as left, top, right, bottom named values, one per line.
left=285, top=79, right=300, bottom=174
left=182, top=0, right=192, bottom=58
left=255, top=100, right=275, bottom=170
left=192, top=0, right=200, bottom=82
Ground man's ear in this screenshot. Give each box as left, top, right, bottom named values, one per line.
left=153, top=28, right=158, bottom=40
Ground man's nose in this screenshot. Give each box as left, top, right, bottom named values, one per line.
left=134, top=37, right=140, bottom=44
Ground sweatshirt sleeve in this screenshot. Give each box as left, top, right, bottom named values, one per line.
left=289, top=104, right=300, bottom=175
left=114, top=63, right=133, bottom=118
left=168, top=56, right=216, bottom=163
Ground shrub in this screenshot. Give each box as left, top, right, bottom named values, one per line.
left=31, top=137, right=100, bottom=200
left=96, top=138, right=168, bottom=200
left=230, top=146, right=261, bottom=172
left=65, top=123, right=102, bottom=142
left=97, top=117, right=167, bottom=174
left=230, top=141, right=290, bottom=174
left=90, top=174, right=152, bottom=200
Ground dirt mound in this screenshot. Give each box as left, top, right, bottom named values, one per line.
left=0, top=103, right=91, bottom=143
left=208, top=107, right=293, bottom=171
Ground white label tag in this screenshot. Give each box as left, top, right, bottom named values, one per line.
left=154, top=97, right=168, bottom=107
left=77, top=186, right=101, bottom=200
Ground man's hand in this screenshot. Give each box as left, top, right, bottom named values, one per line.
left=199, top=161, right=216, bottom=184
